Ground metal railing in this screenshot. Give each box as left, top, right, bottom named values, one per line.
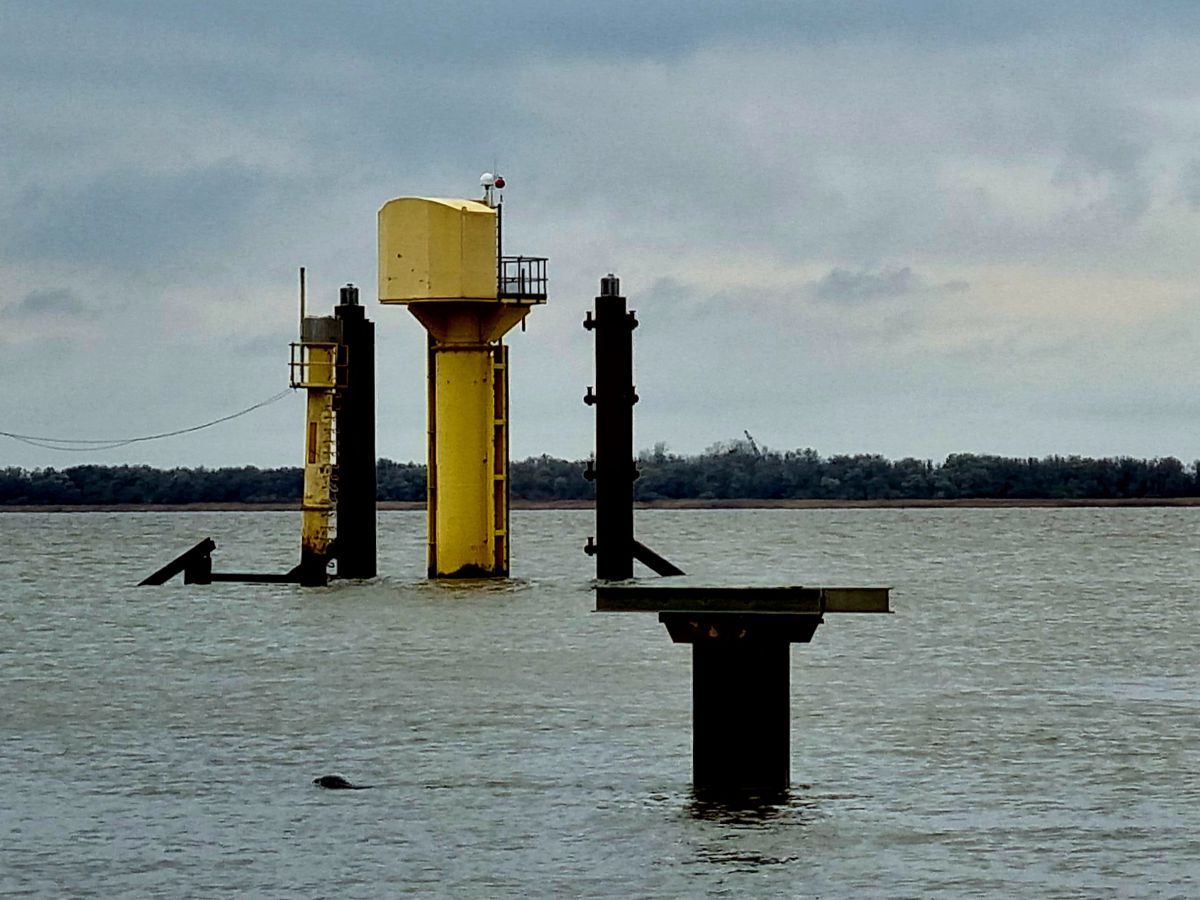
left=498, top=256, right=548, bottom=300
left=289, top=342, right=348, bottom=389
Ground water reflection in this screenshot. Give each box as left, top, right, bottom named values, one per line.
left=419, top=577, right=533, bottom=595
left=687, top=790, right=824, bottom=877
left=686, top=788, right=820, bottom=825
left=695, top=849, right=801, bottom=870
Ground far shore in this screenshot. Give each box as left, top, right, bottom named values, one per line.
left=4, top=497, right=1200, bottom=513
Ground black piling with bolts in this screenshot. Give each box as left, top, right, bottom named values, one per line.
left=334, top=284, right=377, bottom=579
left=584, top=274, right=681, bottom=579
left=584, top=274, right=637, bottom=580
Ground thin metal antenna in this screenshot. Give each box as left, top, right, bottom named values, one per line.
left=299, top=266, right=307, bottom=331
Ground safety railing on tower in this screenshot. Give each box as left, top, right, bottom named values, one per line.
left=498, top=256, right=548, bottom=300
left=289, top=342, right=349, bottom=389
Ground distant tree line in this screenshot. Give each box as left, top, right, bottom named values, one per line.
left=3, top=440, right=1200, bottom=505
left=628, top=440, right=1200, bottom=501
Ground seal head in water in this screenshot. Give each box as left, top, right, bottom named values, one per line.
left=313, top=774, right=372, bottom=790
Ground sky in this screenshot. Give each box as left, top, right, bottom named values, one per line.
left=3, top=1, right=1200, bottom=469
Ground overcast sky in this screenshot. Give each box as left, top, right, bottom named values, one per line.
left=3, top=1, right=1200, bottom=468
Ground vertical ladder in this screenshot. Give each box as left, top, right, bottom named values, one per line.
left=492, top=342, right=510, bottom=575
left=426, top=333, right=439, bottom=576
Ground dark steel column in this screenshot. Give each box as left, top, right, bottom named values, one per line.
left=692, top=641, right=790, bottom=799
left=334, top=284, right=377, bottom=579
left=660, top=612, right=822, bottom=801
left=585, top=275, right=637, bottom=580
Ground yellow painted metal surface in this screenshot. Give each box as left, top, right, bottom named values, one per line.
left=408, top=303, right=532, bottom=577
left=429, top=342, right=494, bottom=575
left=411, top=308, right=528, bottom=577
left=300, top=342, right=337, bottom=561
left=378, top=192, right=539, bottom=577
left=408, top=301, right=532, bottom=345
left=378, top=197, right=497, bottom=302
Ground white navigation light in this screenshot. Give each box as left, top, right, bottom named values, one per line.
left=480, top=172, right=496, bottom=187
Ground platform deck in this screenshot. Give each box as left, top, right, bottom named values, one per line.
left=595, top=584, right=890, bottom=614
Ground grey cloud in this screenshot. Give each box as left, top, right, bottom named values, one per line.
left=231, top=334, right=292, bottom=357
left=3, top=288, right=87, bottom=318
left=1061, top=396, right=1200, bottom=424
left=3, top=161, right=272, bottom=270
left=511, top=33, right=1191, bottom=274
left=0, top=1, right=1062, bottom=71
left=1052, top=99, right=1153, bottom=223
left=1182, top=160, right=1200, bottom=210
left=5, top=0, right=1194, bottom=281
left=19, top=0, right=1200, bottom=70
left=815, top=267, right=918, bottom=303
left=636, top=277, right=794, bottom=325
left=640, top=277, right=699, bottom=313
left=813, top=267, right=968, bottom=304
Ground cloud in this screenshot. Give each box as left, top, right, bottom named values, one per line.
left=0, top=1, right=1060, bottom=72
left=1181, top=160, right=1200, bottom=210
left=3, top=288, right=87, bottom=318
left=812, top=267, right=970, bottom=304
left=814, top=267, right=919, bottom=303
left=3, top=161, right=273, bottom=271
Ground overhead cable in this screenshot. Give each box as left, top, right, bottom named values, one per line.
left=0, top=388, right=296, bottom=452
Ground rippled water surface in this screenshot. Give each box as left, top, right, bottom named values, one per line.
left=2, top=508, right=1199, bottom=897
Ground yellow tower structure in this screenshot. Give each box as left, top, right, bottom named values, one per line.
left=290, top=313, right=342, bottom=586
left=379, top=184, right=546, bottom=578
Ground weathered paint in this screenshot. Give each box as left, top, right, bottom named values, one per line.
left=296, top=318, right=341, bottom=586
left=378, top=195, right=539, bottom=578
left=378, top=198, right=497, bottom=302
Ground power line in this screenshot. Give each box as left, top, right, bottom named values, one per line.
left=1, top=388, right=297, bottom=452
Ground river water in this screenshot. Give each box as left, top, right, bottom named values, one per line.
left=1, top=508, right=1198, bottom=897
